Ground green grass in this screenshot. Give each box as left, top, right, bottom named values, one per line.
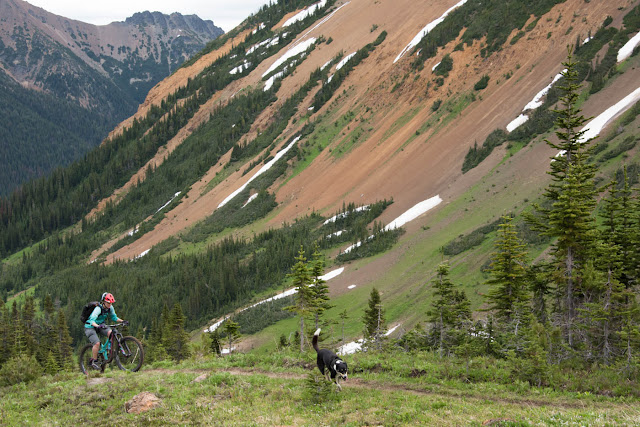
left=380, top=106, right=423, bottom=145
left=3, top=351, right=640, bottom=425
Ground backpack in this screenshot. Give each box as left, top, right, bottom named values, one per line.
left=80, top=301, right=100, bottom=323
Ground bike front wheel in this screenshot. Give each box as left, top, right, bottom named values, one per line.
left=79, top=344, right=105, bottom=374
left=115, top=336, right=144, bottom=372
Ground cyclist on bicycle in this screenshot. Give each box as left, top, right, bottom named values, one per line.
left=84, top=292, right=126, bottom=370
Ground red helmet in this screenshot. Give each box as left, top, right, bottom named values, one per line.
left=102, top=292, right=115, bottom=303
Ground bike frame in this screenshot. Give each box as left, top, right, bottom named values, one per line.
left=98, top=324, right=125, bottom=364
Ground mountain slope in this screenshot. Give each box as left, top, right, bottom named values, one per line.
left=1, top=0, right=640, bottom=351
left=93, top=0, right=638, bottom=263
left=0, top=0, right=223, bottom=195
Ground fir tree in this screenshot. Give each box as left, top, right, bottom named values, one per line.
left=362, top=287, right=386, bottom=350
left=222, top=318, right=241, bottom=354
left=309, top=243, right=332, bottom=329
left=339, top=309, right=349, bottom=343
left=485, top=216, right=530, bottom=322
left=285, top=246, right=314, bottom=352
left=210, top=329, right=222, bottom=356
left=526, top=49, right=599, bottom=348
left=164, top=303, right=191, bottom=362
left=55, top=310, right=74, bottom=371
left=427, top=263, right=472, bottom=357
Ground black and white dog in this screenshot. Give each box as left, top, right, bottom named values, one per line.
left=312, top=328, right=348, bottom=390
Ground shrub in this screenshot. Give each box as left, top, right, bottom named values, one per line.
left=0, top=354, right=43, bottom=386
left=474, top=75, right=490, bottom=90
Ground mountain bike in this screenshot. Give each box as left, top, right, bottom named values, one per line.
left=79, top=323, right=144, bottom=374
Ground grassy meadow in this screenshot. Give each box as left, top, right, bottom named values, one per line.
left=2, top=349, right=640, bottom=426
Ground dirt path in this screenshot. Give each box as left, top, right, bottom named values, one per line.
left=140, top=366, right=623, bottom=411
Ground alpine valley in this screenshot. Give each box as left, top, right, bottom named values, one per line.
left=2, top=1, right=640, bottom=422
left=0, top=0, right=223, bottom=195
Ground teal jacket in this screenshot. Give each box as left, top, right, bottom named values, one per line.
left=84, top=304, right=118, bottom=328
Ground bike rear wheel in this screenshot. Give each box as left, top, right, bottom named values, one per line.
left=79, top=344, right=105, bottom=374
left=115, top=336, right=144, bottom=372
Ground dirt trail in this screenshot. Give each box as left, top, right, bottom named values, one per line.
left=140, top=366, right=621, bottom=411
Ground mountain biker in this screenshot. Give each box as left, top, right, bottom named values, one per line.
left=84, top=292, right=126, bottom=370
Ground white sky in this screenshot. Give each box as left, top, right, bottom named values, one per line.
left=24, top=0, right=272, bottom=32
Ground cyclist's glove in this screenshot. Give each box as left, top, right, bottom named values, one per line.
left=122, top=320, right=130, bottom=326
left=97, top=324, right=107, bottom=330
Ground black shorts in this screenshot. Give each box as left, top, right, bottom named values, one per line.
left=85, top=326, right=111, bottom=345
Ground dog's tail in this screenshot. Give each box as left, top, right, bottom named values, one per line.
left=312, top=328, right=321, bottom=352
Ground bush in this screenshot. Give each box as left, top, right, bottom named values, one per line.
left=302, top=371, right=343, bottom=403
left=474, top=75, right=490, bottom=90
left=0, top=354, right=43, bottom=386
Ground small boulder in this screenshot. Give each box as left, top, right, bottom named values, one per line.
left=125, top=392, right=161, bottom=414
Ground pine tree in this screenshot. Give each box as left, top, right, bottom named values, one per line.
left=526, top=49, right=599, bottom=348
left=309, top=243, right=332, bottom=329
left=0, top=299, right=10, bottom=364
left=210, top=329, right=222, bottom=356
left=362, top=287, right=386, bottom=350
left=22, top=295, right=37, bottom=357
left=164, top=303, right=191, bottom=362
left=339, top=309, right=349, bottom=343
left=222, top=318, right=241, bottom=354
left=55, top=310, right=74, bottom=371
left=427, top=263, right=472, bottom=357
left=485, top=216, right=530, bottom=322
left=285, top=246, right=314, bottom=352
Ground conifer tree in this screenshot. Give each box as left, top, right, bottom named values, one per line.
left=285, top=246, right=314, bottom=352
left=222, top=318, right=241, bottom=354
left=210, top=329, right=222, bottom=356
left=55, top=310, right=74, bottom=371
left=22, top=295, right=37, bottom=357
left=608, top=168, right=638, bottom=288
left=43, top=295, right=55, bottom=322
left=427, top=263, right=472, bottom=357
left=0, top=299, right=9, bottom=364
left=526, top=49, right=598, bottom=348
left=339, top=309, right=349, bottom=343
left=309, top=243, right=332, bottom=329
left=362, top=287, right=386, bottom=350
left=164, top=303, right=191, bottom=362
left=485, top=216, right=530, bottom=322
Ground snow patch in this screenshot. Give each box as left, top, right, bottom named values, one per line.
left=264, top=70, right=285, bottom=91
left=384, top=195, right=443, bottom=230
left=336, top=52, right=356, bottom=71
left=204, top=267, right=345, bottom=332
left=242, top=193, right=259, bottom=208
left=557, top=86, right=640, bottom=157
left=337, top=324, right=401, bottom=355
left=327, top=230, right=345, bottom=238
left=341, top=195, right=442, bottom=255
left=507, top=70, right=564, bottom=132
left=156, top=191, right=181, bottom=213
left=523, top=72, right=564, bottom=111
left=347, top=284, right=356, bottom=289
left=506, top=114, right=529, bottom=132
left=218, top=136, right=301, bottom=208
left=324, top=205, right=370, bottom=224
left=394, top=0, right=468, bottom=63
left=262, top=38, right=316, bottom=78
left=618, top=32, right=640, bottom=63
left=282, top=0, right=327, bottom=27
left=230, top=61, right=251, bottom=75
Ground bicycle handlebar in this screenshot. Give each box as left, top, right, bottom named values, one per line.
left=103, top=322, right=129, bottom=328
